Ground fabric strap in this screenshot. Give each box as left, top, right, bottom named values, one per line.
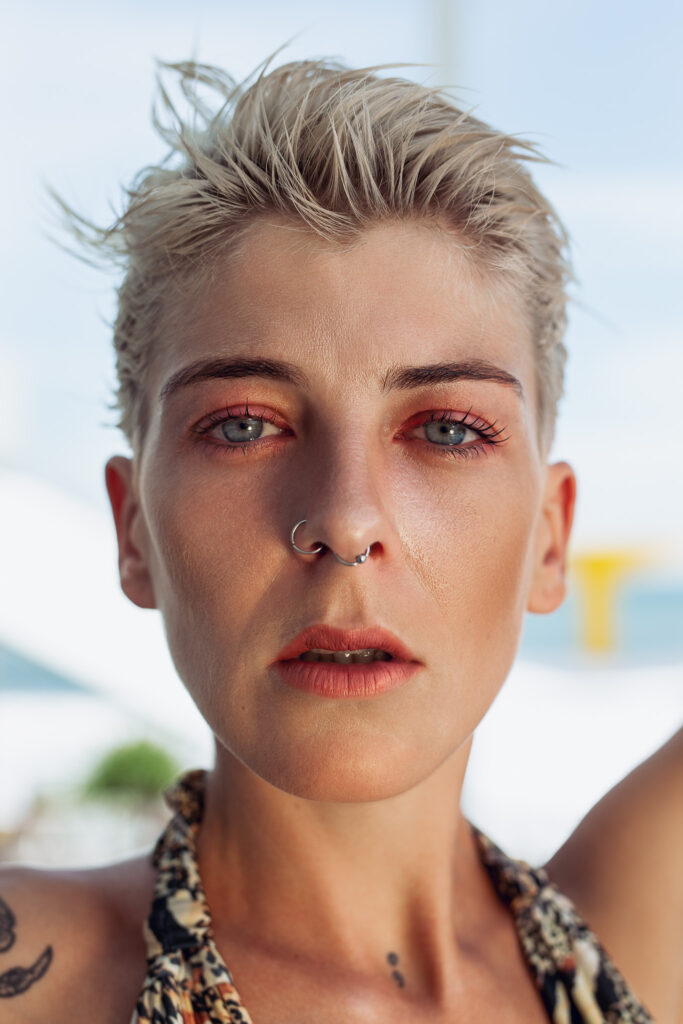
left=130, top=770, right=653, bottom=1023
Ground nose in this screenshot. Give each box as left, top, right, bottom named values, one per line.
left=290, top=438, right=397, bottom=567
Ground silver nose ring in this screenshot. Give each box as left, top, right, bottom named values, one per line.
left=290, top=520, right=371, bottom=566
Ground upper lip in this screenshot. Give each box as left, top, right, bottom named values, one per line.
left=274, top=624, right=418, bottom=662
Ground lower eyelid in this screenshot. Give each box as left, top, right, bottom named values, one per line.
left=193, top=432, right=285, bottom=458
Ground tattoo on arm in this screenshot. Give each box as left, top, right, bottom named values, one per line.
left=0, top=947, right=53, bottom=998
left=386, top=950, right=405, bottom=988
left=0, top=898, right=16, bottom=953
left=0, top=896, right=53, bottom=999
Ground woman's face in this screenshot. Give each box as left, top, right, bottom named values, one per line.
left=108, top=218, right=573, bottom=802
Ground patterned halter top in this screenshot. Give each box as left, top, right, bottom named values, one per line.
left=130, top=770, right=653, bottom=1023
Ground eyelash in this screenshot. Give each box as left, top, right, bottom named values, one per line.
left=190, top=402, right=510, bottom=461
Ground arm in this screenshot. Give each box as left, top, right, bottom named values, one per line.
left=544, top=725, right=683, bottom=1024
left=0, top=857, right=153, bottom=1023
left=0, top=868, right=57, bottom=1020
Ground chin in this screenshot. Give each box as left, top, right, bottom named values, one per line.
left=231, top=732, right=451, bottom=803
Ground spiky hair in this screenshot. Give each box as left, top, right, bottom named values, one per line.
left=60, top=57, right=571, bottom=454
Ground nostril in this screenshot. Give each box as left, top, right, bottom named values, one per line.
left=290, top=519, right=377, bottom=566
left=290, top=520, right=324, bottom=556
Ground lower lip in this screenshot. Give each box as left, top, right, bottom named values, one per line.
left=273, top=658, right=421, bottom=697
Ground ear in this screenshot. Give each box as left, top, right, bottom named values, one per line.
left=527, top=461, right=577, bottom=615
left=104, top=455, right=157, bottom=610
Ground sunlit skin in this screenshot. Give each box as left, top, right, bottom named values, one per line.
left=105, top=219, right=575, bottom=1013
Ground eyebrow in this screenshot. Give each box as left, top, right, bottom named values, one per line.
left=159, top=355, right=523, bottom=403
left=159, top=357, right=309, bottom=403
left=382, top=359, right=523, bottom=396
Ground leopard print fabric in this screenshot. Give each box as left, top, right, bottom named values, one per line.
left=131, top=770, right=653, bottom=1023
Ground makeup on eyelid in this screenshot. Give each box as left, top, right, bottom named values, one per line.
left=188, top=401, right=511, bottom=460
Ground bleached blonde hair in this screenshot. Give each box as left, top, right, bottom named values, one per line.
left=62, top=57, right=571, bottom=455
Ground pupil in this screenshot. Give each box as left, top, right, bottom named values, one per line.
left=425, top=421, right=467, bottom=445
left=222, top=417, right=263, bottom=443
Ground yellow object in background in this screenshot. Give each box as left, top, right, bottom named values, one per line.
left=571, top=550, right=651, bottom=654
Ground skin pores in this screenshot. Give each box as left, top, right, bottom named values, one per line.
left=110, top=218, right=568, bottom=804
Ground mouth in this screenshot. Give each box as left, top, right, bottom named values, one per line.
left=274, top=624, right=417, bottom=664
left=298, top=648, right=392, bottom=663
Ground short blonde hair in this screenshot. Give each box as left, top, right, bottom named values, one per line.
left=63, top=57, right=571, bottom=455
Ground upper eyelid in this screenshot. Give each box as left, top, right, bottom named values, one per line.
left=196, top=407, right=505, bottom=446
left=197, top=405, right=497, bottom=427
left=195, top=405, right=285, bottom=429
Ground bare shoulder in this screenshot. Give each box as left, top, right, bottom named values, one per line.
left=543, top=725, right=683, bottom=1024
left=0, top=851, right=156, bottom=1024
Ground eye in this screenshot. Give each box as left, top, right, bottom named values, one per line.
left=420, top=418, right=477, bottom=446
left=403, top=410, right=509, bottom=459
left=214, top=414, right=281, bottom=444
left=191, top=403, right=288, bottom=455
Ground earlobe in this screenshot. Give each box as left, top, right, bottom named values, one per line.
left=104, top=455, right=157, bottom=610
left=527, top=461, right=577, bottom=615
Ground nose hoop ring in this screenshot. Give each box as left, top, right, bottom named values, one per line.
left=290, top=519, right=371, bottom=567
left=290, top=520, right=324, bottom=556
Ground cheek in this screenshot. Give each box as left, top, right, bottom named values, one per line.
left=140, top=468, right=270, bottom=696
left=144, top=463, right=264, bottom=595
left=398, top=460, right=540, bottom=649
left=393, top=468, right=540, bottom=767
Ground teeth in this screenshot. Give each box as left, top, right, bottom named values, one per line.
left=298, top=648, right=393, bottom=663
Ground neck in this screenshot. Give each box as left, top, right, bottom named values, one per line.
left=195, top=736, right=504, bottom=1004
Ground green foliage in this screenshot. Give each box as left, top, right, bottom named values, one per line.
left=85, top=740, right=178, bottom=799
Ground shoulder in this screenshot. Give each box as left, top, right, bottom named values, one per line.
left=0, top=852, right=156, bottom=1024
left=543, top=725, right=683, bottom=1024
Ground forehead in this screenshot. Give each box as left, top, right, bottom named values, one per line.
left=154, top=217, right=535, bottom=400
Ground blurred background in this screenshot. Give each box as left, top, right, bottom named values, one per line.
left=1, top=0, right=681, bottom=868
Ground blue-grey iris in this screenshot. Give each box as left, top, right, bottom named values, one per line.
left=221, top=417, right=263, bottom=443
left=425, top=421, right=467, bottom=446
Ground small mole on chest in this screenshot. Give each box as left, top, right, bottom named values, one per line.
left=386, top=951, right=405, bottom=988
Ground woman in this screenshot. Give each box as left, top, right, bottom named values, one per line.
left=1, top=58, right=680, bottom=1023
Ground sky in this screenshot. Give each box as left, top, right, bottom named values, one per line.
left=2, top=0, right=682, bottom=557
